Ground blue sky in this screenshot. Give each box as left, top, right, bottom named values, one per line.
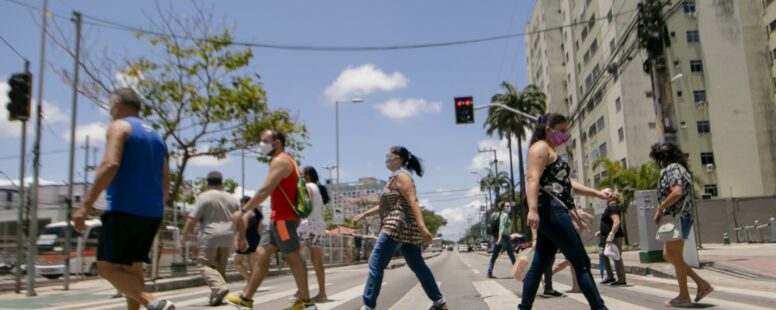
left=0, top=0, right=537, bottom=239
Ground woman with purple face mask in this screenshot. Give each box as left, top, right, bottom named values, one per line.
left=518, top=113, right=611, bottom=310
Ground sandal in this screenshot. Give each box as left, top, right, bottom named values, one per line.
left=665, top=299, right=694, bottom=308
left=311, top=295, right=328, bottom=303
left=695, top=285, right=714, bottom=303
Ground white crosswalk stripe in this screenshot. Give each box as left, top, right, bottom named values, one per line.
left=316, top=282, right=385, bottom=310
left=618, top=283, right=774, bottom=310
left=629, top=274, right=776, bottom=300
left=472, top=280, right=520, bottom=310
left=388, top=281, right=440, bottom=310
left=551, top=282, right=652, bottom=310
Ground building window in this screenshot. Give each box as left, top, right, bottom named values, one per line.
left=594, top=174, right=601, bottom=187
left=609, top=39, right=616, bottom=55
left=700, top=152, right=715, bottom=165
left=648, top=122, right=656, bottom=129
left=615, top=97, right=622, bottom=112
left=677, top=90, right=683, bottom=97
left=686, top=30, right=700, bottom=43
left=770, top=19, right=776, bottom=33
left=618, top=127, right=624, bottom=142
left=621, top=158, right=627, bottom=168
left=704, top=184, right=718, bottom=197
left=589, top=14, right=596, bottom=28
left=690, top=60, right=703, bottom=72
left=697, top=121, right=710, bottom=133
left=599, top=142, right=607, bottom=158
left=592, top=64, right=601, bottom=79
left=596, top=116, right=605, bottom=131
left=584, top=50, right=591, bottom=64
left=607, top=9, right=613, bottom=23
left=683, top=2, right=696, bottom=14
left=590, top=39, right=598, bottom=55
left=581, top=27, right=588, bottom=41
left=588, top=124, right=597, bottom=137
left=693, top=90, right=707, bottom=103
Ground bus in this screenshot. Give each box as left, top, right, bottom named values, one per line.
left=35, top=220, right=181, bottom=279
left=429, top=238, right=444, bottom=253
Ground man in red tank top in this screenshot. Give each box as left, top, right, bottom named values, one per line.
left=226, top=130, right=316, bottom=310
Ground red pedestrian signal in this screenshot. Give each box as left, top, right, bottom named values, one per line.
left=454, top=96, right=474, bottom=124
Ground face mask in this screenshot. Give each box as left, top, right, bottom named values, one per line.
left=504, top=207, right=511, bottom=214
left=549, top=130, right=570, bottom=146
left=258, top=142, right=274, bottom=156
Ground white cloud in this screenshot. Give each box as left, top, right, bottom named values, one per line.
left=437, top=200, right=486, bottom=240
left=467, top=186, right=484, bottom=198
left=189, top=154, right=231, bottom=167
left=373, top=98, right=441, bottom=120
left=324, top=64, right=408, bottom=102
left=435, top=188, right=451, bottom=197
left=62, top=122, right=107, bottom=144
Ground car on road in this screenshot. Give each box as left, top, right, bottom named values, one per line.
left=479, top=240, right=489, bottom=252
left=446, top=245, right=453, bottom=251
left=457, top=245, right=469, bottom=252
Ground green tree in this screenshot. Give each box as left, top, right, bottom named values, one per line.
left=485, top=82, right=546, bottom=235
left=55, top=8, right=309, bottom=218
left=421, top=208, right=448, bottom=236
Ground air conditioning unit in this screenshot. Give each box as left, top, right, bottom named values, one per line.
left=706, top=164, right=715, bottom=172
left=680, top=122, right=687, bottom=128
left=701, top=193, right=712, bottom=200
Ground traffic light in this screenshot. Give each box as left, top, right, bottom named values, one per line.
left=6, top=72, right=32, bottom=121
left=454, top=96, right=474, bottom=124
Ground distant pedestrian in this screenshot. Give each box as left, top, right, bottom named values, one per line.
left=520, top=113, right=610, bottom=310
left=596, top=191, right=626, bottom=286
left=650, top=143, right=714, bottom=307
left=181, top=171, right=240, bottom=306
left=487, top=201, right=516, bottom=278
left=352, top=146, right=447, bottom=310
left=233, top=196, right=262, bottom=282
left=291, top=166, right=330, bottom=302
left=73, top=88, right=175, bottom=310
left=225, top=129, right=316, bottom=310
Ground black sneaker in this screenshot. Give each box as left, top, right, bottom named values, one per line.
left=608, top=281, right=627, bottom=286
left=486, top=274, right=496, bottom=279
left=429, top=302, right=448, bottom=310
left=599, top=278, right=616, bottom=285
left=543, top=290, right=566, bottom=298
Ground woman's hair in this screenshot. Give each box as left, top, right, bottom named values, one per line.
left=240, top=196, right=251, bottom=205
left=302, top=166, right=330, bottom=205
left=649, top=143, right=689, bottom=170
left=608, top=191, right=623, bottom=206
left=529, top=113, right=568, bottom=145
left=390, top=146, right=424, bottom=177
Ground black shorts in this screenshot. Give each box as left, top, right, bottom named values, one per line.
left=98, top=211, right=162, bottom=265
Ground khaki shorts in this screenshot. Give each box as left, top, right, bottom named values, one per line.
left=260, top=220, right=301, bottom=254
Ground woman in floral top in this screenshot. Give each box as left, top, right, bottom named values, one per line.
left=650, top=143, right=713, bottom=307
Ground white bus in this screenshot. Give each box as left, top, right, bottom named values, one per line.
left=35, top=220, right=181, bottom=279
left=429, top=238, right=444, bottom=253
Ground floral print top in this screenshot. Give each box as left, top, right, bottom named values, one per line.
left=658, top=163, right=694, bottom=220
left=539, top=155, right=576, bottom=209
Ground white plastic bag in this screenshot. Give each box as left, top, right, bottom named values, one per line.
left=603, top=242, right=621, bottom=261
left=512, top=248, right=535, bottom=281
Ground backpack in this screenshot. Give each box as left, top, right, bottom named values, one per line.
left=487, top=211, right=501, bottom=236
left=278, top=155, right=313, bottom=218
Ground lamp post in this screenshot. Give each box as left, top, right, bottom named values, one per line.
left=335, top=98, right=364, bottom=186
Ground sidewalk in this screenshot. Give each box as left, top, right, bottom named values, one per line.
left=0, top=253, right=440, bottom=298
left=590, top=242, right=776, bottom=293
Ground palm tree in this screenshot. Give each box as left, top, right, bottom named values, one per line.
left=485, top=82, right=546, bottom=234
left=478, top=168, right=510, bottom=211
left=593, top=158, right=660, bottom=244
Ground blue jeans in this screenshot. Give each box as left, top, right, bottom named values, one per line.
left=487, top=235, right=516, bottom=275
left=362, top=232, right=444, bottom=308
left=518, top=199, right=607, bottom=310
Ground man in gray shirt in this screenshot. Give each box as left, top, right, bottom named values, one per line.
left=181, top=171, right=239, bottom=306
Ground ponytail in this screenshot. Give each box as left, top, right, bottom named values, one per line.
left=390, top=146, right=424, bottom=177
left=302, top=166, right=331, bottom=205
left=530, top=113, right=568, bottom=145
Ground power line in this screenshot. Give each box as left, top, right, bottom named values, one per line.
left=0, top=149, right=69, bottom=161
left=0, top=35, right=28, bottom=62
left=2, top=0, right=632, bottom=52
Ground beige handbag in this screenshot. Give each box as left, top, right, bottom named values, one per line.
left=655, top=195, right=691, bottom=242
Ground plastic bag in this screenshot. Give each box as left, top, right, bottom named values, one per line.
left=603, top=242, right=621, bottom=261
left=512, top=248, right=535, bottom=281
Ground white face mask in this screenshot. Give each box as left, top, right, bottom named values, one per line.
left=258, top=142, right=274, bottom=156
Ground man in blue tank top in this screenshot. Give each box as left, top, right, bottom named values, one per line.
left=74, top=88, right=175, bottom=310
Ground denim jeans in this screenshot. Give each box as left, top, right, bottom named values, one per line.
left=543, top=252, right=555, bottom=291
left=362, top=232, right=444, bottom=308
left=518, top=199, right=607, bottom=310
left=487, top=235, right=516, bottom=275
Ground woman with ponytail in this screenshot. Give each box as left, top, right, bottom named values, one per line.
left=292, top=166, right=330, bottom=302
left=519, top=113, right=611, bottom=310
left=353, top=146, right=447, bottom=310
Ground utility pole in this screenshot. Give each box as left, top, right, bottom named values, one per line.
left=638, top=0, right=674, bottom=144
left=14, top=61, right=30, bottom=294
left=63, top=11, right=82, bottom=291
left=27, top=0, right=49, bottom=296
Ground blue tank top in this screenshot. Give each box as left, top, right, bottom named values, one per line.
left=106, top=117, right=167, bottom=218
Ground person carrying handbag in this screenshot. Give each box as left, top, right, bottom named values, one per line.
left=650, top=143, right=714, bottom=308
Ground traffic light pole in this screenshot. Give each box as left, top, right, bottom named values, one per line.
left=63, top=11, right=82, bottom=291
left=14, top=61, right=29, bottom=293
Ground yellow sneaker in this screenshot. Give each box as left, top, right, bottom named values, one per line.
left=225, top=294, right=253, bottom=310
left=284, top=300, right=317, bottom=310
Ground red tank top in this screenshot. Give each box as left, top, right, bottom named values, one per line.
left=270, top=153, right=299, bottom=221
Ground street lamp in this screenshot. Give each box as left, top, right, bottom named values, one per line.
left=335, top=98, right=364, bottom=186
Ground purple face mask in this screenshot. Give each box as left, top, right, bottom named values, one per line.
left=549, top=130, right=570, bottom=146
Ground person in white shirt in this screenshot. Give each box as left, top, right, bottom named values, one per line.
left=292, top=166, right=330, bottom=302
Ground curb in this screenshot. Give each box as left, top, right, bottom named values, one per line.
left=145, top=253, right=441, bottom=292
left=590, top=259, right=675, bottom=280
